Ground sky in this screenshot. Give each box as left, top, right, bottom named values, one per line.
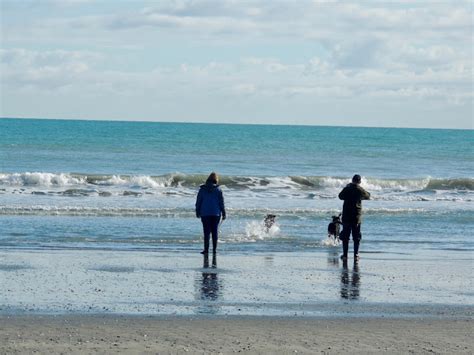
left=0, top=0, right=472, bottom=129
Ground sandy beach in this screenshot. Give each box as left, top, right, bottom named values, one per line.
left=1, top=315, right=472, bottom=354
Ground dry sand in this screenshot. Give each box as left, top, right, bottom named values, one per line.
left=1, top=315, right=472, bottom=354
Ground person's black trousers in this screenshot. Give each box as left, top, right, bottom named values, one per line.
left=201, top=216, right=221, bottom=253
left=340, top=223, right=362, bottom=257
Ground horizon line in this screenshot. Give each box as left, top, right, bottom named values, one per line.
left=0, top=116, right=471, bottom=131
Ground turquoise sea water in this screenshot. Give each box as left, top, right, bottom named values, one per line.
left=0, top=118, right=472, bottom=254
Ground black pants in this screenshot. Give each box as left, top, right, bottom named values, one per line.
left=201, top=216, right=220, bottom=253
left=340, top=223, right=361, bottom=257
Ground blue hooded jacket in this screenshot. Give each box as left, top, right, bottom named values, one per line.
left=195, top=183, right=226, bottom=218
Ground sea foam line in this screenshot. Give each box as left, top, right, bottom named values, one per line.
left=1, top=172, right=472, bottom=191
left=0, top=205, right=430, bottom=218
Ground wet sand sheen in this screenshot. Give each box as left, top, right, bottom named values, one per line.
left=1, top=249, right=472, bottom=316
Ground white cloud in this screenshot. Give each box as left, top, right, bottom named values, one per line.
left=1, top=1, right=472, bottom=128
left=1, top=49, right=102, bottom=91
left=233, top=83, right=256, bottom=95
left=2, top=46, right=471, bottom=105
left=6, top=1, right=470, bottom=42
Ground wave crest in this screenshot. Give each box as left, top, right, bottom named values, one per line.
left=0, top=172, right=472, bottom=192
left=0, top=172, right=85, bottom=186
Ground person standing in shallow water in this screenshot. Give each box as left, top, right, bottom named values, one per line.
left=338, top=174, right=370, bottom=261
left=195, top=172, right=226, bottom=255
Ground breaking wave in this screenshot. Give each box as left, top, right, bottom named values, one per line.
left=0, top=172, right=472, bottom=192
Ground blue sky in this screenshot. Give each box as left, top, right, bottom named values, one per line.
left=1, top=0, right=472, bottom=128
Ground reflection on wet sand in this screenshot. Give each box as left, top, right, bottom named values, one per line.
left=195, top=254, right=222, bottom=314
left=327, top=249, right=340, bottom=268
left=264, top=255, right=274, bottom=267
left=202, top=253, right=217, bottom=269
left=340, top=260, right=360, bottom=300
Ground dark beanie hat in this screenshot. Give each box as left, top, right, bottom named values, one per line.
left=352, top=174, right=362, bottom=183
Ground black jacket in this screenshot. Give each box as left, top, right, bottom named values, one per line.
left=338, top=183, right=370, bottom=224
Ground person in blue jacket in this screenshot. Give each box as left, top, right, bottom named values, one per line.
left=195, top=172, right=226, bottom=255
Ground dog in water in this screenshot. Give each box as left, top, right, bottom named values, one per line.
left=264, top=214, right=276, bottom=232
left=327, top=213, right=342, bottom=241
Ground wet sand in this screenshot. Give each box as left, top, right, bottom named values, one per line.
left=1, top=249, right=472, bottom=316
left=1, top=315, right=472, bottom=354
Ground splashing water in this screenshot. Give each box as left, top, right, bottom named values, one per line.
left=244, top=220, right=281, bottom=241
left=321, top=236, right=341, bottom=247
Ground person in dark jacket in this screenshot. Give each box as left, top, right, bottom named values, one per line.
left=195, top=172, right=226, bottom=255
left=338, top=174, right=370, bottom=261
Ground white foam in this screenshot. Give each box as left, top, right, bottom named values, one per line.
left=98, top=175, right=128, bottom=186
left=129, top=175, right=165, bottom=188
left=318, top=177, right=348, bottom=188
left=361, top=177, right=429, bottom=192
left=0, top=172, right=85, bottom=186
left=0, top=172, right=471, bottom=205
left=225, top=220, right=281, bottom=242
left=0, top=205, right=194, bottom=217
left=321, top=236, right=341, bottom=247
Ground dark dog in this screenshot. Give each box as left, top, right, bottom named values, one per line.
left=264, top=214, right=276, bottom=231
left=327, top=213, right=342, bottom=240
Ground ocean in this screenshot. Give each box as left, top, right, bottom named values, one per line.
left=1, top=118, right=473, bottom=315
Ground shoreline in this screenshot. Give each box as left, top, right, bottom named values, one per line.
left=1, top=315, right=472, bottom=354
left=1, top=302, right=472, bottom=320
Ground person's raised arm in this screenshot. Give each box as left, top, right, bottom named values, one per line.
left=360, top=187, right=370, bottom=200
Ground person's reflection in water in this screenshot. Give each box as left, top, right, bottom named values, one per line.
left=195, top=254, right=222, bottom=314
left=340, top=260, right=361, bottom=300
left=327, top=249, right=340, bottom=268
left=202, top=253, right=217, bottom=269
left=264, top=255, right=274, bottom=267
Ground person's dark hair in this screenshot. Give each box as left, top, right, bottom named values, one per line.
left=352, top=174, right=362, bottom=184
left=206, top=172, right=218, bottom=185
